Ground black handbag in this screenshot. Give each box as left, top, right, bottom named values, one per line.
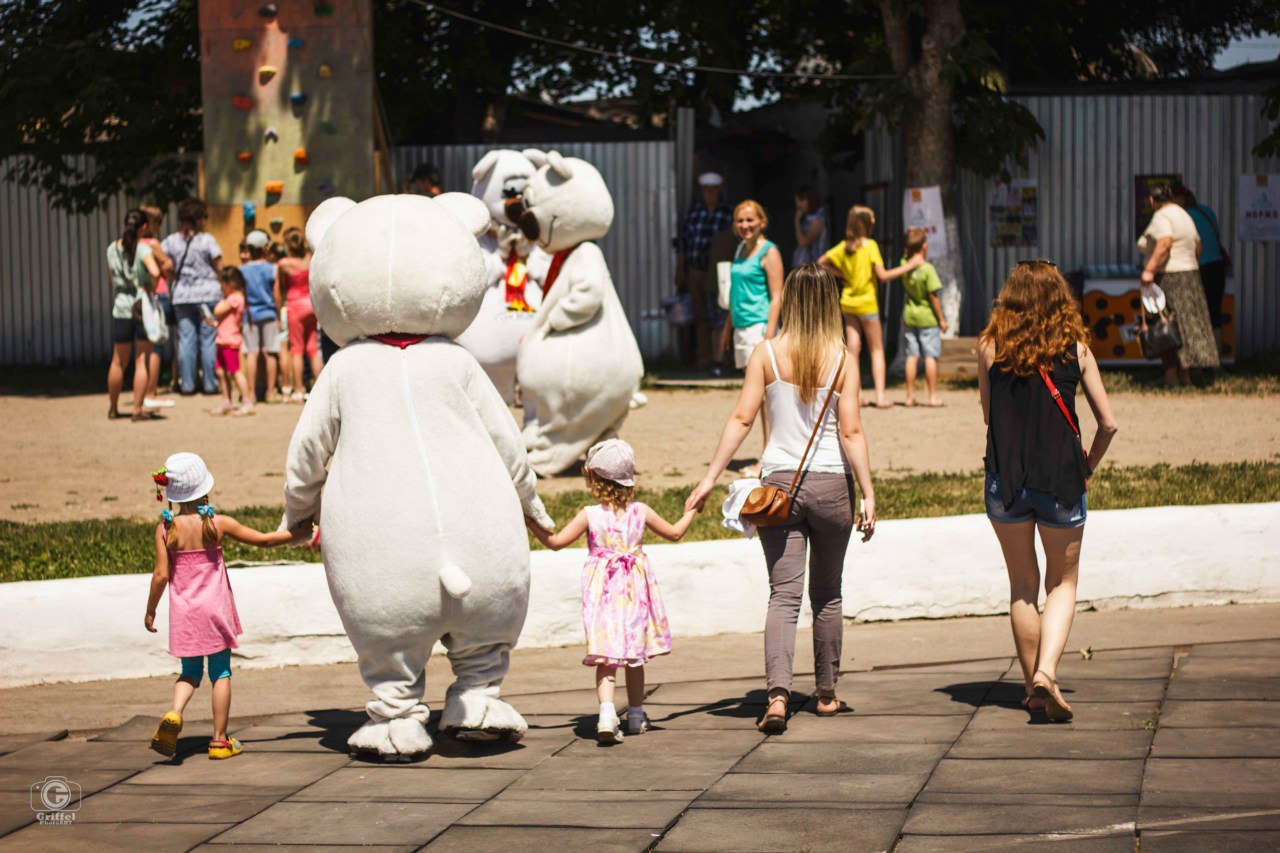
left=1139, top=308, right=1183, bottom=359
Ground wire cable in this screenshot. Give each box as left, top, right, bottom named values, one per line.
left=405, top=0, right=895, bottom=81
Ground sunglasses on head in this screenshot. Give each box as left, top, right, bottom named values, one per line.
left=1015, top=258, right=1056, bottom=268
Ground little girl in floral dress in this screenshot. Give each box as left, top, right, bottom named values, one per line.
left=144, top=452, right=308, bottom=759
left=527, top=439, right=696, bottom=743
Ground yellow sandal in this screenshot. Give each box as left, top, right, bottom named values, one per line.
left=208, top=738, right=244, bottom=760
left=150, top=712, right=183, bottom=757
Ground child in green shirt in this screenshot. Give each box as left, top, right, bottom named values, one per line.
left=900, top=228, right=948, bottom=407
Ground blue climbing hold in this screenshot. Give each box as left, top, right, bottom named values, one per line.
left=290, top=92, right=309, bottom=106
left=288, top=37, right=305, bottom=48
left=243, top=201, right=256, bottom=222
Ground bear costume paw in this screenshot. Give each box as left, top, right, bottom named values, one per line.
left=441, top=687, right=527, bottom=743
left=348, top=713, right=433, bottom=761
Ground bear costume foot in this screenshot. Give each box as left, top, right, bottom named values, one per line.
left=440, top=687, right=527, bottom=743
left=348, top=715, right=433, bottom=761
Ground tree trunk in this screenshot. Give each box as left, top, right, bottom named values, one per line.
left=880, top=0, right=967, bottom=336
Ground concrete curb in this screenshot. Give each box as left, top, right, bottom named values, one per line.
left=3, top=502, right=1277, bottom=688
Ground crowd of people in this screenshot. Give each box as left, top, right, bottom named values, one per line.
left=106, top=198, right=327, bottom=419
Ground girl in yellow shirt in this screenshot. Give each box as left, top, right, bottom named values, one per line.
left=820, top=205, right=922, bottom=408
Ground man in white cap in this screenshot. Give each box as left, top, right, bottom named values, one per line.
left=676, top=172, right=732, bottom=372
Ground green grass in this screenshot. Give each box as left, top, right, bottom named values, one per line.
left=3, top=461, right=1277, bottom=584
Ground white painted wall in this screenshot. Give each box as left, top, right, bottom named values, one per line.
left=2, top=502, right=1277, bottom=688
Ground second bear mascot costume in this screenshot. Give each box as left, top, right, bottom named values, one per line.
left=515, top=152, right=645, bottom=477
left=283, top=192, right=555, bottom=760
left=455, top=148, right=547, bottom=412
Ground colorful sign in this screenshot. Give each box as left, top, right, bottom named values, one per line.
left=1238, top=174, right=1280, bottom=241
left=987, top=179, right=1038, bottom=247
left=902, top=185, right=948, bottom=257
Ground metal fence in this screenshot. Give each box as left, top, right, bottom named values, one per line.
left=0, top=141, right=677, bottom=366
left=862, top=94, right=1280, bottom=354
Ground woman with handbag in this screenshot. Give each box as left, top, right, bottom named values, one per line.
left=1138, top=185, right=1219, bottom=386
left=979, top=260, right=1118, bottom=722
left=106, top=209, right=162, bottom=421
left=688, top=263, right=876, bottom=733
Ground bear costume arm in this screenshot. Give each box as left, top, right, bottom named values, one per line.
left=544, top=243, right=607, bottom=333
left=282, top=363, right=340, bottom=530
left=465, top=357, right=555, bottom=531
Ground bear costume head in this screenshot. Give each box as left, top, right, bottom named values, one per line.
left=304, top=193, right=491, bottom=346
left=470, top=149, right=548, bottom=228
left=517, top=152, right=614, bottom=254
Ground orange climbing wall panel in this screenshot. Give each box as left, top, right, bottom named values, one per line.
left=1082, top=281, right=1235, bottom=365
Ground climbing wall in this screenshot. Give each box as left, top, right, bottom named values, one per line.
left=198, top=0, right=374, bottom=255
left=1082, top=281, right=1235, bottom=365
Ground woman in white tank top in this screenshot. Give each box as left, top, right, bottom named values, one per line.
left=686, top=264, right=877, bottom=733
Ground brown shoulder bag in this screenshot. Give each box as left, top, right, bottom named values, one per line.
left=741, top=349, right=846, bottom=528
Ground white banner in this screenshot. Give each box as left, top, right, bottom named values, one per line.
left=1239, top=174, right=1280, bottom=241
left=902, top=185, right=948, bottom=257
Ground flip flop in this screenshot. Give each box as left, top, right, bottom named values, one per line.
left=1032, top=671, right=1073, bottom=722
left=815, top=698, right=849, bottom=717
left=903, top=400, right=918, bottom=407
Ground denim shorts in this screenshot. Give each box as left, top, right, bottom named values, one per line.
left=984, top=472, right=1086, bottom=529
left=904, top=325, right=942, bottom=359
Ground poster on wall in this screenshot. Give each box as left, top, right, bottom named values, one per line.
left=1239, top=174, right=1280, bottom=241
left=987, top=180, right=1038, bottom=247
left=1134, top=174, right=1182, bottom=238
left=902, top=186, right=948, bottom=257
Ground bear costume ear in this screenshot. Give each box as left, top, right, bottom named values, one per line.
left=305, top=196, right=357, bottom=251
left=434, top=192, right=490, bottom=237
left=522, top=148, right=548, bottom=168
left=471, top=150, right=500, bottom=183
left=547, top=151, right=574, bottom=180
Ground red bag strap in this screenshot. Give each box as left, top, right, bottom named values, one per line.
left=785, top=349, right=847, bottom=496
left=1038, top=367, right=1080, bottom=439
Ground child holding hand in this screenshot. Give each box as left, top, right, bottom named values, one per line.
left=526, top=439, right=696, bottom=744
left=145, top=452, right=310, bottom=759
left=899, top=227, right=948, bottom=407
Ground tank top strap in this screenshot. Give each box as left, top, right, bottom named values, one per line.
left=824, top=349, right=844, bottom=387
left=763, top=339, right=781, bottom=380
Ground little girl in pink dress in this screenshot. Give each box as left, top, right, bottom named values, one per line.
left=144, top=452, right=309, bottom=759
left=527, top=439, right=696, bottom=743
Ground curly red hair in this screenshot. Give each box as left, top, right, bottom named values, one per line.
left=980, top=261, right=1088, bottom=376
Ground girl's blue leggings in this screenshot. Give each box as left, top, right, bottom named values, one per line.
left=180, top=649, right=232, bottom=686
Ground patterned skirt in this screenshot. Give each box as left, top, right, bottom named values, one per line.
left=1157, top=270, right=1219, bottom=370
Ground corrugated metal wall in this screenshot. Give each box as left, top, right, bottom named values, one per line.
left=394, top=142, right=677, bottom=359
left=862, top=94, right=1280, bottom=354
left=0, top=141, right=676, bottom=366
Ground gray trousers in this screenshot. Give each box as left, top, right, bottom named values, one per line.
left=757, top=471, right=855, bottom=696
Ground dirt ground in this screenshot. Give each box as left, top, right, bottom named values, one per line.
left=1, top=383, right=1277, bottom=523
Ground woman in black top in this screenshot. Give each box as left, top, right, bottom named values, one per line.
left=978, top=261, right=1118, bottom=722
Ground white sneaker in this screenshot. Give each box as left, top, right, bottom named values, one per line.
left=143, top=397, right=175, bottom=408
left=627, top=713, right=650, bottom=736
left=596, top=713, right=624, bottom=744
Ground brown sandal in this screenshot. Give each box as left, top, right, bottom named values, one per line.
left=757, top=695, right=788, bottom=733
left=815, top=697, right=849, bottom=717
left=1031, top=671, right=1073, bottom=722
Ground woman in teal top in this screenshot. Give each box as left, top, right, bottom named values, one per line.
left=721, top=199, right=783, bottom=477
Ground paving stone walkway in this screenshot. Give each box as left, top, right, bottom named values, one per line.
left=2, top=637, right=1278, bottom=852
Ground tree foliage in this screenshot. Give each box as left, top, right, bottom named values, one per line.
left=0, top=0, right=199, bottom=213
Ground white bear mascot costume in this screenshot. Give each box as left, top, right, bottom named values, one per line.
left=455, top=149, right=548, bottom=412
left=282, top=192, right=554, bottom=759
left=515, top=152, right=645, bottom=477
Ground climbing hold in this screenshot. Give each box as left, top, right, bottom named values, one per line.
left=264, top=127, right=279, bottom=142
left=314, top=2, right=334, bottom=16
left=317, top=180, right=334, bottom=195
left=237, top=151, right=253, bottom=164
left=233, top=38, right=252, bottom=51
left=265, top=180, right=284, bottom=195
left=269, top=218, right=284, bottom=233
left=320, top=120, right=337, bottom=135
left=318, top=63, right=332, bottom=78
left=232, top=96, right=252, bottom=111
left=243, top=201, right=257, bottom=223
left=293, top=148, right=309, bottom=166
left=259, top=3, right=277, bottom=18
left=288, top=37, right=306, bottom=48
left=290, top=92, right=309, bottom=107
left=257, top=65, right=278, bottom=84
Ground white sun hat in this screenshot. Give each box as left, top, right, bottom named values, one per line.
left=162, top=452, right=215, bottom=503
left=585, top=438, right=636, bottom=487
left=1140, top=283, right=1166, bottom=314
left=697, top=172, right=724, bottom=187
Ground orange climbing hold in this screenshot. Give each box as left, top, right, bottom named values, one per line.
left=237, top=151, right=253, bottom=164
left=293, top=148, right=309, bottom=166
left=232, top=96, right=252, bottom=110
left=265, top=180, right=284, bottom=195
